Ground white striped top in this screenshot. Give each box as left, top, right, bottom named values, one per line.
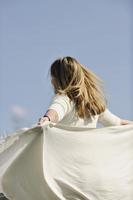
left=48, top=94, right=121, bottom=128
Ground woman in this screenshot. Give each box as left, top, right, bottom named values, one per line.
left=37, top=56, right=133, bottom=127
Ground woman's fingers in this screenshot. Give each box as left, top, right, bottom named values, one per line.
left=126, top=120, right=133, bottom=124
left=121, top=119, right=133, bottom=125
left=37, top=117, right=49, bottom=125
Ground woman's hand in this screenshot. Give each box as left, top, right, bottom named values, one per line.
left=120, top=119, right=133, bottom=125
left=37, top=109, right=59, bottom=127
left=37, top=116, right=50, bottom=126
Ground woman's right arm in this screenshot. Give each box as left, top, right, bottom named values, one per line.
left=98, top=108, right=133, bottom=126
left=120, top=119, right=133, bottom=125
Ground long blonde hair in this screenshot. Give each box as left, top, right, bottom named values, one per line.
left=50, top=56, right=107, bottom=118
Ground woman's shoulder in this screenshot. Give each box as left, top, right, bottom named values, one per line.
left=50, top=93, right=74, bottom=108
left=48, top=93, right=74, bottom=119
left=52, top=93, right=72, bottom=103
left=98, top=108, right=109, bottom=117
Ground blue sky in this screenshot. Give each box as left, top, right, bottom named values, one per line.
left=0, top=0, right=132, bottom=135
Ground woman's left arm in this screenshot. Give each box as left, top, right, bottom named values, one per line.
left=37, top=94, right=71, bottom=126
left=37, top=109, right=59, bottom=125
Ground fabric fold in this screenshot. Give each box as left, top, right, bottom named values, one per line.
left=0, top=123, right=133, bottom=200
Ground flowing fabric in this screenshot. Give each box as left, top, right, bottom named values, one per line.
left=0, top=122, right=133, bottom=200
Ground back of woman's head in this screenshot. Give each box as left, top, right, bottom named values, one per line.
left=50, top=56, right=107, bottom=118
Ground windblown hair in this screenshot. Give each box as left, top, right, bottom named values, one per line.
left=50, top=56, right=107, bottom=118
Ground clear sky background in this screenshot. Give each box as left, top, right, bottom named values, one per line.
left=0, top=0, right=132, bottom=135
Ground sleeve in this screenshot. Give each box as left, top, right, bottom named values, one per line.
left=98, top=108, right=121, bottom=126
left=48, top=94, right=71, bottom=121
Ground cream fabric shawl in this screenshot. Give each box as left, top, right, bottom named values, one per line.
left=0, top=122, right=133, bottom=200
